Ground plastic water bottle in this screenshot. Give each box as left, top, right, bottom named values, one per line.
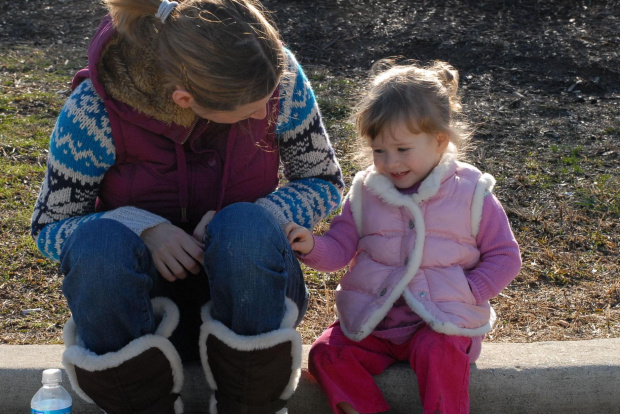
left=30, top=369, right=72, bottom=414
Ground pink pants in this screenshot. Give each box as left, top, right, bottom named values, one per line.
left=308, top=322, right=472, bottom=414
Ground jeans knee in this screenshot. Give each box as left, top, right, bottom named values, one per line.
left=60, top=219, right=153, bottom=300
left=207, top=203, right=283, bottom=250
left=61, top=219, right=145, bottom=269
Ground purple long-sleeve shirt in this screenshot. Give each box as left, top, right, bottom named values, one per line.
left=300, top=187, right=521, bottom=343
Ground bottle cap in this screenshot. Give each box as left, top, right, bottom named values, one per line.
left=42, top=368, right=63, bottom=384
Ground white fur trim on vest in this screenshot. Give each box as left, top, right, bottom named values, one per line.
left=471, top=172, right=495, bottom=237
left=347, top=170, right=366, bottom=238
left=412, top=152, right=458, bottom=204
left=62, top=297, right=184, bottom=413
left=198, top=301, right=303, bottom=401
left=402, top=289, right=497, bottom=337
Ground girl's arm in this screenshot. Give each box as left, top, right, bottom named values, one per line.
left=297, top=201, right=359, bottom=272
left=30, top=80, right=169, bottom=262
left=256, top=48, right=344, bottom=229
left=466, top=193, right=522, bottom=304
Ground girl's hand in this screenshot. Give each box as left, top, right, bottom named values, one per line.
left=192, top=210, right=216, bottom=243
left=283, top=221, right=315, bottom=255
left=141, top=222, right=205, bottom=282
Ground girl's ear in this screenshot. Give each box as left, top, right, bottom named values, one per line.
left=172, top=88, right=193, bottom=109
left=436, top=132, right=450, bottom=153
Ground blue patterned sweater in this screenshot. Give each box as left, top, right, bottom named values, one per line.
left=31, top=49, right=344, bottom=262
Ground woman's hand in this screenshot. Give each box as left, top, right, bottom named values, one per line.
left=283, top=221, right=315, bottom=255
left=192, top=210, right=216, bottom=243
left=141, top=222, right=205, bottom=282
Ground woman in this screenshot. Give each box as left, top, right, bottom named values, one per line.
left=30, top=0, right=343, bottom=412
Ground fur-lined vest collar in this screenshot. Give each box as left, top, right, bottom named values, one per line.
left=98, top=34, right=197, bottom=127
left=76, top=15, right=196, bottom=128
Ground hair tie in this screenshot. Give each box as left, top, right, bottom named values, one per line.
left=156, top=0, right=178, bottom=23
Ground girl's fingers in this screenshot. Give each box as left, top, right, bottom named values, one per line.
left=193, top=210, right=216, bottom=242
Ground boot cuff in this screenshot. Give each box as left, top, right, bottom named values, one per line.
left=62, top=297, right=183, bottom=408
left=199, top=302, right=302, bottom=401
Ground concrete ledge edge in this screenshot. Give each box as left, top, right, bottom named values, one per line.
left=1, top=339, right=619, bottom=413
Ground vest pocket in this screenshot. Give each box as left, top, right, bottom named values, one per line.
left=423, top=266, right=476, bottom=305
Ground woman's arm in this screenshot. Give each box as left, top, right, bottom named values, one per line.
left=256, top=48, right=344, bottom=229
left=31, top=80, right=168, bottom=261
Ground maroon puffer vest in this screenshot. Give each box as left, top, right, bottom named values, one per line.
left=72, top=17, right=280, bottom=231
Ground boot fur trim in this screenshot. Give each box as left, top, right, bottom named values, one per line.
left=62, top=297, right=184, bottom=413
left=279, top=298, right=299, bottom=330
left=199, top=302, right=302, bottom=401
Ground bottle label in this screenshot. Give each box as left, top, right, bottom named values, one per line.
left=31, top=408, right=71, bottom=414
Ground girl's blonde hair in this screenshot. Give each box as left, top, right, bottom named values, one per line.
left=104, top=0, right=284, bottom=111
left=354, top=59, right=472, bottom=165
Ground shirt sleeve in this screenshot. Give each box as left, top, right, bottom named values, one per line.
left=299, top=200, right=359, bottom=272
left=255, top=48, right=344, bottom=228
left=466, top=193, right=522, bottom=305
left=30, top=80, right=168, bottom=262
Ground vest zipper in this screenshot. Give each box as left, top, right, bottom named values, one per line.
left=177, top=119, right=197, bottom=222
left=182, top=118, right=199, bottom=144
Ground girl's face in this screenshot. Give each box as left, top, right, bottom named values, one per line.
left=371, top=122, right=448, bottom=189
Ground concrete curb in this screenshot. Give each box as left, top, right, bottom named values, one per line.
left=2, top=339, right=619, bottom=413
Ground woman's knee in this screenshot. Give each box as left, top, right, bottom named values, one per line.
left=206, top=203, right=284, bottom=250
left=61, top=219, right=146, bottom=268
left=60, top=219, right=154, bottom=297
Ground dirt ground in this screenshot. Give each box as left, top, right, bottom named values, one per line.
left=1, top=0, right=619, bottom=344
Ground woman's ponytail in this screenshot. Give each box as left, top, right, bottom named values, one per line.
left=104, top=0, right=164, bottom=46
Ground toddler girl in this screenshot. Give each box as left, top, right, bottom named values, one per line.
left=285, top=60, right=522, bottom=414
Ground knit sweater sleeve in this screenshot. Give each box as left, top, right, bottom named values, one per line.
left=255, top=48, right=344, bottom=228
left=466, top=193, right=522, bottom=305
left=30, top=80, right=169, bottom=262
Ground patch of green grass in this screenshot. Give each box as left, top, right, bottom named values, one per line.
left=317, top=98, right=349, bottom=122
left=560, top=146, right=584, bottom=174
left=574, top=174, right=620, bottom=216
left=1, top=115, right=56, bottom=150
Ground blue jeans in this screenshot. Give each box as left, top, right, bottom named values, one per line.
left=60, top=203, right=308, bottom=360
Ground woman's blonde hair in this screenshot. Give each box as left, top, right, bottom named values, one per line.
left=354, top=59, right=472, bottom=165
left=104, top=0, right=284, bottom=110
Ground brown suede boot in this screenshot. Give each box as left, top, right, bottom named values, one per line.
left=62, top=297, right=184, bottom=414
left=199, top=301, right=302, bottom=414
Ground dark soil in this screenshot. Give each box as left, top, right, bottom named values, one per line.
left=1, top=0, right=619, bottom=344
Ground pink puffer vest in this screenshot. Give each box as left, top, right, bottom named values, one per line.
left=336, top=154, right=496, bottom=342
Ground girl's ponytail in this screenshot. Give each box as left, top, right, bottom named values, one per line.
left=432, top=61, right=459, bottom=96
left=431, top=61, right=462, bottom=114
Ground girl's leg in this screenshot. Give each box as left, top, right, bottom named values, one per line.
left=204, top=202, right=308, bottom=333
left=60, top=219, right=161, bottom=355
left=309, top=322, right=394, bottom=414
left=407, top=325, right=472, bottom=414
